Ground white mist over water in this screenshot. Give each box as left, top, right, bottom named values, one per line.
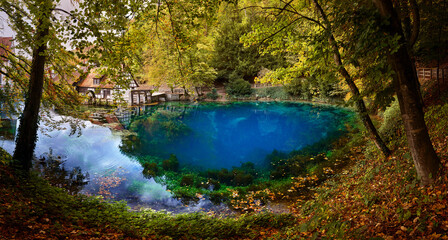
left=0, top=113, right=224, bottom=213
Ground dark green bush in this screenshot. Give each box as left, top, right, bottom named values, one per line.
left=208, top=190, right=229, bottom=204
left=180, top=174, right=195, bottom=186
left=253, top=86, right=290, bottom=100
left=0, top=147, right=12, bottom=164
left=206, top=88, right=219, bottom=100
left=232, top=170, right=254, bottom=186
left=208, top=178, right=221, bottom=190
left=239, top=162, right=256, bottom=176
left=206, top=164, right=258, bottom=187
left=162, top=154, right=179, bottom=172
left=285, top=78, right=305, bottom=97
left=208, top=168, right=233, bottom=185
left=142, top=162, right=159, bottom=178
left=226, top=78, right=252, bottom=97
left=379, top=98, right=404, bottom=145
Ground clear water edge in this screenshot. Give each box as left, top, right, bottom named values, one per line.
left=0, top=101, right=354, bottom=213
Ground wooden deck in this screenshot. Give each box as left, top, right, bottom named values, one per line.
left=130, top=89, right=153, bottom=105
left=417, top=68, right=448, bottom=81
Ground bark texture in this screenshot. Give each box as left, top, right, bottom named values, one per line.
left=373, top=0, right=440, bottom=185
left=408, top=0, right=420, bottom=48
left=13, top=8, right=50, bottom=174
left=312, top=0, right=391, bottom=157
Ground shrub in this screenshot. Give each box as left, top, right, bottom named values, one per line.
left=253, top=86, right=290, bottom=100
left=206, top=88, right=219, bottom=100
left=239, top=162, right=256, bottom=176
left=379, top=98, right=405, bottom=146
left=180, top=174, right=195, bottom=186
left=208, top=178, right=221, bottom=190
left=226, top=78, right=252, bottom=97
left=208, top=168, right=233, bottom=185
left=232, top=170, right=254, bottom=186
left=0, top=147, right=12, bottom=164
left=162, top=154, right=179, bottom=172
left=285, top=78, right=305, bottom=97
left=425, top=103, right=448, bottom=138
left=208, top=190, right=229, bottom=204
left=142, top=162, right=159, bottom=178
left=207, top=164, right=257, bottom=187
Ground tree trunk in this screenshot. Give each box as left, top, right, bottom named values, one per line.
left=373, top=0, right=440, bottom=185
left=408, top=0, right=420, bottom=48
left=312, top=0, right=391, bottom=157
left=13, top=8, right=50, bottom=174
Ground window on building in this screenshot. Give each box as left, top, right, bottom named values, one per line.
left=103, top=89, right=111, bottom=98
left=93, top=78, right=100, bottom=85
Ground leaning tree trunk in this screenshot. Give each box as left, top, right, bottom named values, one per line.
left=13, top=9, right=50, bottom=174
left=312, top=0, right=391, bottom=157
left=373, top=0, right=440, bottom=185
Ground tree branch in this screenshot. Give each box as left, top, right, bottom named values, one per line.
left=240, top=5, right=324, bottom=29
left=0, top=45, right=32, bottom=68
left=408, top=0, right=420, bottom=47
left=162, top=0, right=185, bottom=77
left=257, top=18, right=301, bottom=47
left=155, top=0, right=161, bottom=35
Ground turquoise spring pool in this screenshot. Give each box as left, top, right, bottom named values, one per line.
left=120, top=101, right=354, bottom=170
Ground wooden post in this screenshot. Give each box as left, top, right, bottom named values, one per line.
left=137, top=91, right=141, bottom=105
left=131, top=91, right=134, bottom=105
left=443, top=69, right=445, bottom=83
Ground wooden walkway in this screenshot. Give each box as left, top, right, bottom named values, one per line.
left=417, top=68, right=448, bottom=81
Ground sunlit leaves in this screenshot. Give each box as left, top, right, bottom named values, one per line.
left=132, top=0, right=220, bottom=93
left=1, top=0, right=150, bottom=117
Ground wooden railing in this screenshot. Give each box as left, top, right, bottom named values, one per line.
left=417, top=68, right=448, bottom=81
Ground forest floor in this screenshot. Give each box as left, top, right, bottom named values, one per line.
left=277, top=78, right=448, bottom=239
left=1, top=78, right=448, bottom=239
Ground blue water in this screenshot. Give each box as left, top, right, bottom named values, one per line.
left=122, top=102, right=353, bottom=170
left=0, top=114, right=218, bottom=212
left=0, top=102, right=353, bottom=211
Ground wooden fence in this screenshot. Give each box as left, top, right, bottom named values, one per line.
left=417, top=68, right=448, bottom=81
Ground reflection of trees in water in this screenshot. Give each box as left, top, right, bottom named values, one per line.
left=39, top=112, right=85, bottom=138
left=119, top=107, right=192, bottom=158
left=34, top=149, right=89, bottom=195
left=118, top=103, right=196, bottom=128
left=0, top=119, right=16, bottom=140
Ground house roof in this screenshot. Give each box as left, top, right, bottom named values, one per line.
left=76, top=70, right=115, bottom=89
left=135, top=84, right=155, bottom=91
left=76, top=68, right=150, bottom=90
left=0, top=37, right=13, bottom=60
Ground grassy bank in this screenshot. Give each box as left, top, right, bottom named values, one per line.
left=0, top=155, right=295, bottom=239
left=274, top=80, right=448, bottom=239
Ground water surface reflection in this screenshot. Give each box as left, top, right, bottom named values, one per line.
left=0, top=102, right=353, bottom=214
left=0, top=114, right=228, bottom=213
